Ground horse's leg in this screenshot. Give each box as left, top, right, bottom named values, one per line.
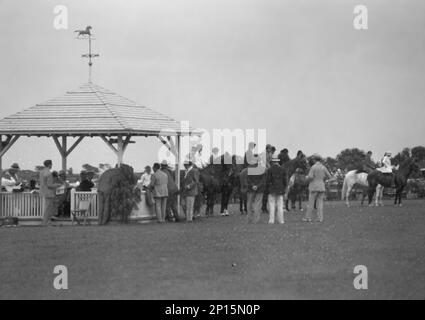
left=380, top=186, right=384, bottom=206
left=394, top=188, right=398, bottom=206
left=224, top=187, right=231, bottom=214
left=396, top=190, right=400, bottom=206
left=239, top=194, right=243, bottom=213
left=375, top=185, right=381, bottom=206
left=298, top=192, right=302, bottom=211
left=368, top=186, right=375, bottom=206
left=346, top=184, right=352, bottom=207
left=285, top=199, right=290, bottom=211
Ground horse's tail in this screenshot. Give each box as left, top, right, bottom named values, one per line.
left=341, top=176, right=348, bottom=201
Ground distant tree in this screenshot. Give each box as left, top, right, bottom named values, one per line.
left=35, top=165, right=44, bottom=171
left=412, top=146, right=425, bottom=161
left=324, top=156, right=338, bottom=173
left=336, top=148, right=366, bottom=171
left=392, top=147, right=411, bottom=165
left=82, top=163, right=99, bottom=173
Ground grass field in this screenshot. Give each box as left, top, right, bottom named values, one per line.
left=1, top=199, right=424, bottom=300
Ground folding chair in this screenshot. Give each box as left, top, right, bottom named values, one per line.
left=71, top=194, right=93, bottom=226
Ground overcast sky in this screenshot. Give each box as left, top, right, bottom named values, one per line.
left=0, top=0, right=424, bottom=172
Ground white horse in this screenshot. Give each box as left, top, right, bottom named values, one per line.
left=342, top=170, right=384, bottom=206
left=341, top=170, right=369, bottom=206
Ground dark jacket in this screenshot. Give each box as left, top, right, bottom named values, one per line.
left=162, top=168, right=178, bottom=196
left=182, top=167, right=199, bottom=197
left=76, top=179, right=94, bottom=192
left=266, top=163, right=288, bottom=195
left=247, top=170, right=266, bottom=194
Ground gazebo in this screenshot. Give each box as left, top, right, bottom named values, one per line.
left=0, top=81, right=194, bottom=220
left=0, top=81, right=191, bottom=175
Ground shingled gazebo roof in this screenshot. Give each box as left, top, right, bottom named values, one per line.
left=0, top=82, right=188, bottom=136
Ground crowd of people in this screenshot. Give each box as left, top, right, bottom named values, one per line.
left=0, top=146, right=400, bottom=226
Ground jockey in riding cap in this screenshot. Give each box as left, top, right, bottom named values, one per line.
left=192, top=144, right=208, bottom=169
left=377, top=151, right=393, bottom=174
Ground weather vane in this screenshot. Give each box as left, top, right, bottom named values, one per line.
left=74, top=26, right=99, bottom=82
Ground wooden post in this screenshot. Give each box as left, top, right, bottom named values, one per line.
left=0, top=135, right=3, bottom=217
left=53, top=135, right=84, bottom=173
left=0, top=135, right=3, bottom=183
left=61, top=136, right=67, bottom=172
left=0, top=135, right=20, bottom=216
left=175, top=135, right=181, bottom=216
left=117, top=135, right=124, bottom=166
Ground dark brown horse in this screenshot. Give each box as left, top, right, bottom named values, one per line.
left=283, top=156, right=309, bottom=211
left=199, top=154, right=238, bottom=216
left=367, top=157, right=419, bottom=206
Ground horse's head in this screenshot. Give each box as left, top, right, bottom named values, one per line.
left=399, top=157, right=420, bottom=177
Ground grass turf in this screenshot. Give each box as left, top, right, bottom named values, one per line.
left=0, top=200, right=424, bottom=299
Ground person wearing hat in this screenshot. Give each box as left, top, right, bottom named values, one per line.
left=193, top=144, right=208, bottom=169
left=209, top=147, right=220, bottom=165
left=246, top=160, right=267, bottom=224
left=244, top=142, right=257, bottom=168
left=303, top=154, right=331, bottom=223
left=76, top=170, right=94, bottom=192
left=160, top=160, right=180, bottom=222
left=39, top=160, right=63, bottom=226
left=56, top=170, right=71, bottom=217
left=138, top=165, right=152, bottom=191
left=377, top=151, right=393, bottom=175
left=278, top=148, right=291, bottom=166
left=265, top=155, right=288, bottom=224
left=181, top=160, right=199, bottom=222
left=1, top=163, right=22, bottom=192
left=149, top=162, right=169, bottom=223
left=287, top=167, right=306, bottom=211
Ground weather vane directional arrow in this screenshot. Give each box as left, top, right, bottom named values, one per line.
left=75, top=26, right=99, bottom=82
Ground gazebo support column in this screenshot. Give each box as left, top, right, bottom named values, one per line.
left=100, top=135, right=132, bottom=167
left=158, top=135, right=181, bottom=215
left=175, top=135, right=181, bottom=216
left=52, top=135, right=84, bottom=172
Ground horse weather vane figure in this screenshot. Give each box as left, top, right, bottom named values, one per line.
left=74, top=26, right=99, bottom=82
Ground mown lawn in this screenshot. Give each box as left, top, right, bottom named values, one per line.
left=0, top=200, right=424, bottom=299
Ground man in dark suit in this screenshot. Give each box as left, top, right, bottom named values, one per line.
left=182, top=161, right=200, bottom=222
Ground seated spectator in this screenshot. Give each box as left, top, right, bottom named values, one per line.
left=76, top=171, right=94, bottom=192
left=137, top=166, right=152, bottom=190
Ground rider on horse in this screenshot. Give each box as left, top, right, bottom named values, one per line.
left=377, top=151, right=394, bottom=175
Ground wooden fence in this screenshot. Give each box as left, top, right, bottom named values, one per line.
left=0, top=192, right=43, bottom=218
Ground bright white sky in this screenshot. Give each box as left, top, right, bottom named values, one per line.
left=0, top=0, right=424, bottom=172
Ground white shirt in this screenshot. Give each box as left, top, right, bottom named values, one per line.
left=194, top=151, right=208, bottom=169
left=138, top=172, right=152, bottom=188
left=377, top=156, right=393, bottom=173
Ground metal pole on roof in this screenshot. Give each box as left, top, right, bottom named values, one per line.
left=77, top=26, right=99, bottom=83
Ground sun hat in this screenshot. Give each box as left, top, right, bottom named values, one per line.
left=10, top=163, right=20, bottom=170
left=312, top=153, right=322, bottom=161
